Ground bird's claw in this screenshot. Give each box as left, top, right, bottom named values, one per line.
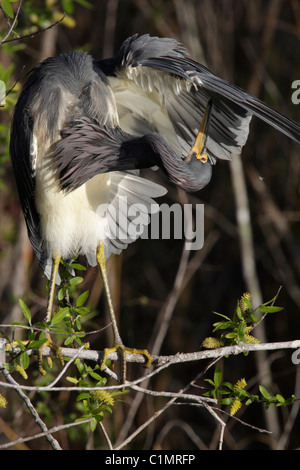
left=38, top=334, right=64, bottom=376
left=100, top=344, right=153, bottom=383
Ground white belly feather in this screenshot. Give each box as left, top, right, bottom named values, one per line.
left=35, top=161, right=111, bottom=260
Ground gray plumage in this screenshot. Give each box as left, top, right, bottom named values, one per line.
left=10, top=34, right=300, bottom=278
left=53, top=34, right=300, bottom=194
left=10, top=49, right=166, bottom=279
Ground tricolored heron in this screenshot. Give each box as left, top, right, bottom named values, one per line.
left=10, top=34, right=300, bottom=382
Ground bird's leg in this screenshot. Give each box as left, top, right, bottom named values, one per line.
left=38, top=254, right=64, bottom=376
left=185, top=98, right=212, bottom=163
left=97, top=241, right=152, bottom=384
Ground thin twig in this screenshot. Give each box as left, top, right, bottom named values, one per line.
left=0, top=0, right=23, bottom=46
left=114, top=393, right=178, bottom=450
left=1, top=14, right=66, bottom=45
left=0, top=366, right=62, bottom=450
left=99, top=421, right=114, bottom=450
left=115, top=369, right=224, bottom=450
left=129, top=383, right=216, bottom=405
left=47, top=344, right=86, bottom=389
left=0, top=418, right=92, bottom=450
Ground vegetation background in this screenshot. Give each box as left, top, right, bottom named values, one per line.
left=0, top=0, right=300, bottom=450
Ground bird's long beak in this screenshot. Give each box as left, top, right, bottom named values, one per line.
left=185, top=98, right=212, bottom=163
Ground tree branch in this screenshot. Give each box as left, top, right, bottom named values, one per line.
left=1, top=367, right=62, bottom=450
left=34, top=338, right=300, bottom=364
left=2, top=338, right=300, bottom=389
left=0, top=0, right=23, bottom=46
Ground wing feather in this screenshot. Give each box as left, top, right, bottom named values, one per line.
left=98, top=34, right=300, bottom=167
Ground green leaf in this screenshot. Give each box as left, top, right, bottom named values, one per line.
left=76, top=360, right=85, bottom=374
left=58, top=287, right=66, bottom=301
left=77, top=392, right=91, bottom=401
left=220, top=398, right=234, bottom=405
left=77, top=379, right=89, bottom=388
left=213, top=311, right=231, bottom=321
left=69, top=276, right=83, bottom=286
left=258, top=306, right=283, bottom=314
left=285, top=395, right=296, bottom=406
left=34, top=322, right=48, bottom=330
left=275, top=394, right=285, bottom=404
left=259, top=385, right=271, bottom=400
left=235, top=305, right=243, bottom=320
left=62, top=0, right=75, bottom=14
left=20, top=351, right=29, bottom=370
left=18, top=299, right=31, bottom=324
left=28, top=330, right=35, bottom=341
left=51, top=307, right=70, bottom=325
left=74, top=307, right=90, bottom=315
left=76, top=290, right=89, bottom=307
left=213, top=321, right=232, bottom=330
left=225, top=332, right=237, bottom=339
left=90, top=417, right=98, bottom=432
left=75, top=317, right=81, bottom=330
left=223, top=382, right=234, bottom=390
left=70, top=263, right=86, bottom=271
left=237, top=321, right=246, bottom=340
left=64, top=335, right=76, bottom=346
left=204, top=378, right=215, bottom=387
left=2, top=0, right=14, bottom=18
left=38, top=331, right=47, bottom=341
left=89, top=371, right=104, bottom=382
left=213, top=365, right=222, bottom=388
left=28, top=338, right=48, bottom=349
left=75, top=0, right=93, bottom=10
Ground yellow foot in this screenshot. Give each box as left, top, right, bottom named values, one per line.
left=38, top=334, right=64, bottom=376
left=100, top=344, right=153, bottom=383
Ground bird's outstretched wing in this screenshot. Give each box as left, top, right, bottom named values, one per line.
left=98, top=34, right=300, bottom=164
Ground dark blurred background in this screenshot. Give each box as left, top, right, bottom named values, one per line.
left=0, top=0, right=300, bottom=450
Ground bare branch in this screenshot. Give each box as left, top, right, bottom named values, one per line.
left=2, top=339, right=300, bottom=393
left=1, top=367, right=62, bottom=450
left=0, top=418, right=93, bottom=450
left=0, top=0, right=23, bottom=46
left=1, top=13, right=65, bottom=46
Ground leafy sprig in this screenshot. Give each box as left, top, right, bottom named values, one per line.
left=202, top=293, right=283, bottom=350
left=204, top=365, right=296, bottom=417
left=66, top=359, right=128, bottom=431
left=6, top=260, right=94, bottom=370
